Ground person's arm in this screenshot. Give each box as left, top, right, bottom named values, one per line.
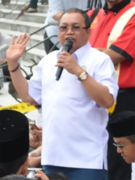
left=57, top=52, right=117, bottom=109
left=0, top=58, right=7, bottom=63
left=29, top=146, right=42, bottom=157
left=97, top=48, right=126, bottom=65
left=6, top=34, right=38, bottom=105
left=29, top=156, right=41, bottom=167
left=97, top=15, right=135, bottom=65
left=53, top=12, right=63, bottom=21
left=49, top=0, right=64, bottom=21
left=28, top=146, right=42, bottom=167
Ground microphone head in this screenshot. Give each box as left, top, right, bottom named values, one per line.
left=65, top=39, right=73, bottom=46
left=63, top=39, right=73, bottom=52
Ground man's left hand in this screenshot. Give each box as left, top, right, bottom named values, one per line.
left=56, top=52, right=83, bottom=76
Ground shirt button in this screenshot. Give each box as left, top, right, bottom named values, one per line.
left=114, top=12, right=117, bottom=15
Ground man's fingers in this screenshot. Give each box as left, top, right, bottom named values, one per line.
left=56, top=63, right=65, bottom=67
left=34, top=129, right=42, bottom=133
left=22, top=35, right=30, bottom=46
left=59, top=51, right=69, bottom=56
left=10, top=36, right=15, bottom=45
left=35, top=170, right=49, bottom=180
left=17, top=35, right=24, bottom=44
left=15, top=35, right=23, bottom=44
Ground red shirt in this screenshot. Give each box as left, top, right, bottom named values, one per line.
left=88, top=1, right=135, bottom=88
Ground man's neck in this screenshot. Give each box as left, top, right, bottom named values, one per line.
left=107, top=0, right=124, bottom=9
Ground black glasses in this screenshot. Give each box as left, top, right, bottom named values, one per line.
left=59, top=25, right=87, bottom=32
left=113, top=141, right=129, bottom=149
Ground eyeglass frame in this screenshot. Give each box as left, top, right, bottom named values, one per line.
left=113, top=141, right=130, bottom=149
left=58, top=25, right=88, bottom=33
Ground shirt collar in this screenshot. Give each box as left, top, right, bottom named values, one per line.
left=57, top=42, right=90, bottom=63
left=103, top=0, right=130, bottom=13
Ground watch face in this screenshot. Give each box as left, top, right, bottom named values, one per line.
left=80, top=72, right=87, bottom=80
left=82, top=73, right=87, bottom=80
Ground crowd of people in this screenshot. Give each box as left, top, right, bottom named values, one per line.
left=1, top=0, right=135, bottom=180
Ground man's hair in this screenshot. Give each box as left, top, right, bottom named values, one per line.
left=59, top=8, right=92, bottom=29
left=48, top=173, right=69, bottom=180
left=0, top=154, right=27, bottom=178
left=126, top=135, right=135, bottom=144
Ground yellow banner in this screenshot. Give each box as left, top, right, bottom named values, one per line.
left=0, top=102, right=36, bottom=113
left=108, top=103, right=116, bottom=114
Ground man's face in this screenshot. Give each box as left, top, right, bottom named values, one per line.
left=113, top=137, right=135, bottom=163
left=58, top=12, right=90, bottom=53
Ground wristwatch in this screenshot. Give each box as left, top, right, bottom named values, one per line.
left=79, top=71, right=88, bottom=81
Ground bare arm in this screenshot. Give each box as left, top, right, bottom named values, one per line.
left=7, top=34, right=38, bottom=105
left=0, top=58, right=7, bottom=63
left=97, top=48, right=125, bottom=65
left=53, top=12, right=63, bottom=21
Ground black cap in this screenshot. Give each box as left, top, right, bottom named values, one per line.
left=108, top=111, right=135, bottom=138
left=0, top=110, right=29, bottom=163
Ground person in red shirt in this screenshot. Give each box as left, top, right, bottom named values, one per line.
left=88, top=0, right=135, bottom=180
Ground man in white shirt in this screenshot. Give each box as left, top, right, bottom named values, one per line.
left=6, top=8, right=118, bottom=180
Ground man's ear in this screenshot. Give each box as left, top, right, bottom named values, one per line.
left=87, top=28, right=91, bottom=38
left=21, top=159, right=29, bottom=175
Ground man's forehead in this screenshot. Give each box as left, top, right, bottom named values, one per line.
left=60, top=13, right=84, bottom=24
left=114, top=137, right=127, bottom=143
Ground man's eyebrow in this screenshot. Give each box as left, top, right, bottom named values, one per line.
left=115, top=141, right=123, bottom=144
left=60, top=23, right=80, bottom=25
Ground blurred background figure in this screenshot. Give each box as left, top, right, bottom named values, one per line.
left=0, top=31, right=11, bottom=89
left=29, top=108, right=42, bottom=151
left=27, top=0, right=48, bottom=13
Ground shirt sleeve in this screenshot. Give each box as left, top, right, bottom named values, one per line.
left=94, top=56, right=119, bottom=101
left=109, top=14, right=135, bottom=62
left=49, top=0, right=64, bottom=18
left=28, top=59, right=44, bottom=105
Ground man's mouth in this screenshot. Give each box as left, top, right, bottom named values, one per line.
left=65, top=37, right=75, bottom=42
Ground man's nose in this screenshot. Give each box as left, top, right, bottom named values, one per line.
left=117, top=147, right=122, bottom=154
left=66, top=27, right=74, bottom=34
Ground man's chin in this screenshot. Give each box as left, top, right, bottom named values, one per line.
left=123, top=157, right=132, bottom=164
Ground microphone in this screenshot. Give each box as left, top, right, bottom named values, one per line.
left=0, top=44, right=9, bottom=53
left=55, top=39, right=73, bottom=81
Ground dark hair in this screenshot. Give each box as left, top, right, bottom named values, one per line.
left=48, top=172, right=69, bottom=180
left=126, top=135, right=135, bottom=144
left=0, top=154, right=28, bottom=178
left=59, top=8, right=92, bottom=29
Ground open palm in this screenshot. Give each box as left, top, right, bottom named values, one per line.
left=6, top=33, right=30, bottom=63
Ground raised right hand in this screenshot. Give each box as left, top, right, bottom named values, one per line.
left=6, top=33, right=30, bottom=65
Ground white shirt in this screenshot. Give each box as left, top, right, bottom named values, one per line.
left=44, top=0, right=88, bottom=48
left=132, top=163, right=135, bottom=180
left=28, top=42, right=118, bottom=169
